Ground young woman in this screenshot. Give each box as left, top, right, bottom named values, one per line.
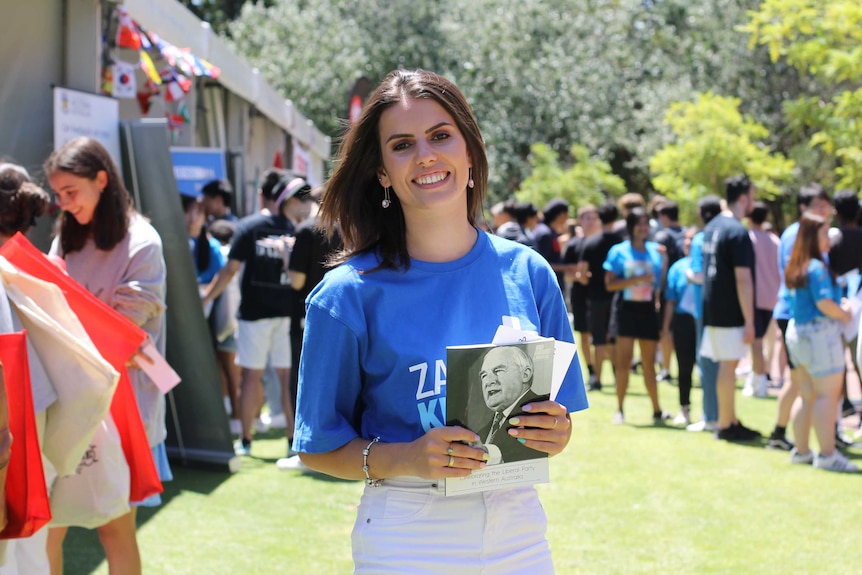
left=44, top=137, right=171, bottom=574
left=662, top=226, right=698, bottom=425
left=181, top=192, right=225, bottom=285
left=784, top=213, right=856, bottom=472
left=603, top=207, right=668, bottom=424
left=293, top=69, right=587, bottom=574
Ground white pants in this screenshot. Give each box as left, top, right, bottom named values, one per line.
left=351, top=477, right=554, bottom=575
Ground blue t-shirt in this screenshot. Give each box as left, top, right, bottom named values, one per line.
left=790, top=259, right=842, bottom=324
left=665, top=256, right=695, bottom=316
left=293, top=231, right=588, bottom=454
left=773, top=221, right=799, bottom=321
left=189, top=236, right=226, bottom=284
left=602, top=240, right=663, bottom=302
left=689, top=231, right=705, bottom=319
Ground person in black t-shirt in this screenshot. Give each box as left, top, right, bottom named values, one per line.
left=533, top=198, right=572, bottom=289
left=701, top=175, right=760, bottom=442
left=653, top=201, right=685, bottom=382
left=203, top=171, right=315, bottom=455
left=578, top=202, right=624, bottom=390
left=563, top=204, right=601, bottom=388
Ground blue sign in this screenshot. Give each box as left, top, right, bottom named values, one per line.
left=170, top=147, right=226, bottom=197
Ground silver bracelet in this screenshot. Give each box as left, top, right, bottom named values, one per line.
left=362, top=436, right=383, bottom=487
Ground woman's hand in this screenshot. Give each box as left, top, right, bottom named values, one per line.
left=403, top=426, right=489, bottom=479
left=504, top=400, right=572, bottom=457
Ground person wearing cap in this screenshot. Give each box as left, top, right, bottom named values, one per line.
left=202, top=169, right=315, bottom=456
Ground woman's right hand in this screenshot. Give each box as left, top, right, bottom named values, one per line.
left=840, top=299, right=853, bottom=323
left=404, top=426, right=488, bottom=479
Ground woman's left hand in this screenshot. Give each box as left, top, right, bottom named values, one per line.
left=504, top=400, right=572, bottom=457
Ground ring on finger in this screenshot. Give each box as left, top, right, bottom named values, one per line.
left=551, top=418, right=558, bottom=429
left=447, top=444, right=455, bottom=456
left=447, top=455, right=455, bottom=467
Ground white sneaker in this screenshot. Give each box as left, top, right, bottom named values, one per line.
left=789, top=448, right=814, bottom=465
left=753, top=374, right=769, bottom=398
left=741, top=373, right=756, bottom=397
left=276, top=455, right=309, bottom=471
left=612, top=410, right=625, bottom=425
left=735, top=365, right=752, bottom=378
left=229, top=418, right=242, bottom=435
left=686, top=420, right=717, bottom=432
left=814, top=450, right=858, bottom=473
left=673, top=407, right=691, bottom=426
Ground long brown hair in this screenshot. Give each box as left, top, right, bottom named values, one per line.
left=44, top=137, right=132, bottom=254
left=320, top=69, right=489, bottom=271
left=785, top=212, right=829, bottom=289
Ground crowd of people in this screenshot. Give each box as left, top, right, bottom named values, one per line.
left=494, top=178, right=862, bottom=475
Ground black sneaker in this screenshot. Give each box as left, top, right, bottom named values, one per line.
left=715, top=422, right=762, bottom=442
left=587, top=375, right=602, bottom=392
left=842, top=398, right=857, bottom=418
left=765, top=434, right=794, bottom=451
left=653, top=410, right=672, bottom=424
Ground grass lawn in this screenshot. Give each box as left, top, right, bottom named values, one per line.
left=65, top=368, right=862, bottom=574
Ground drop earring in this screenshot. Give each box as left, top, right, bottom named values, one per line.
left=382, top=187, right=391, bottom=208
left=468, top=168, right=474, bottom=189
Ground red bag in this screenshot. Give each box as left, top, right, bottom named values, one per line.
left=0, top=331, right=52, bottom=539
left=0, top=234, right=162, bottom=502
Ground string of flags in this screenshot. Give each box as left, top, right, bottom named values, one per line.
left=102, top=6, right=221, bottom=128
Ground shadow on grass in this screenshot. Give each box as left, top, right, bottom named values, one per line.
left=63, top=462, right=233, bottom=574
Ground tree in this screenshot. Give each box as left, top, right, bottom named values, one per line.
left=649, top=92, right=795, bottom=223
left=743, top=0, right=862, bottom=190
left=178, top=0, right=259, bottom=35
left=515, top=144, right=626, bottom=210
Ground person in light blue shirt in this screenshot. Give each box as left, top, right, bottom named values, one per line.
left=765, top=183, right=832, bottom=451
left=662, top=226, right=698, bottom=425
left=784, top=213, right=855, bottom=472
left=603, top=207, right=667, bottom=425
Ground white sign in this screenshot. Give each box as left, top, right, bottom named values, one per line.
left=53, top=87, right=121, bottom=166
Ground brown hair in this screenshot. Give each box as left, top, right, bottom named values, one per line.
left=785, top=212, right=829, bottom=289
left=320, top=69, right=488, bottom=271
left=43, top=137, right=133, bottom=254
left=0, top=163, right=50, bottom=238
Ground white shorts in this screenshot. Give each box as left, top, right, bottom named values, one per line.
left=351, top=477, right=553, bottom=574
left=235, top=317, right=292, bottom=370
left=699, top=326, right=747, bottom=362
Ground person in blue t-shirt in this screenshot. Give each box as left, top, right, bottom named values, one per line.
left=181, top=193, right=225, bottom=285
left=661, top=226, right=698, bottom=426
left=603, top=207, right=668, bottom=425
left=783, top=213, right=855, bottom=472
left=292, top=69, right=587, bottom=574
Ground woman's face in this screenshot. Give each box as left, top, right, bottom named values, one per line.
left=49, top=170, right=106, bottom=226
left=184, top=198, right=205, bottom=237
left=377, top=98, right=471, bottom=218
left=632, top=215, right=650, bottom=241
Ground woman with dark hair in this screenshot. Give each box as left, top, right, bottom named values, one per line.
left=44, top=136, right=170, bottom=573
left=293, top=69, right=586, bottom=573
left=181, top=193, right=224, bottom=285
left=603, top=207, right=668, bottom=425
left=0, top=162, right=51, bottom=243
left=784, top=213, right=855, bottom=472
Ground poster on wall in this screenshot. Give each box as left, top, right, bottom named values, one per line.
left=169, top=147, right=226, bottom=197
left=53, top=87, right=121, bottom=164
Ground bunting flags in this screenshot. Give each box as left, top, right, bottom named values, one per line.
left=115, top=7, right=142, bottom=51
left=160, top=68, right=192, bottom=102
left=112, top=61, right=137, bottom=99
left=139, top=51, right=162, bottom=86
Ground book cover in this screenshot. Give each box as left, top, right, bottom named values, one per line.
left=444, top=338, right=556, bottom=496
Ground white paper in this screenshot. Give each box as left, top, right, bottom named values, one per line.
left=444, top=458, right=550, bottom=496
left=138, top=341, right=181, bottom=393
left=491, top=323, right=577, bottom=402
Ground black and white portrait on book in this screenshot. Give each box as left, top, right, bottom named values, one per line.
left=446, top=339, right=555, bottom=465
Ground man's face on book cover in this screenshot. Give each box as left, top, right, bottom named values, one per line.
left=479, top=347, right=532, bottom=412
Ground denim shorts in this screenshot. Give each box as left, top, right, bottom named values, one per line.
left=785, top=317, right=845, bottom=378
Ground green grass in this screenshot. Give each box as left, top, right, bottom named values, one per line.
left=65, top=370, right=862, bottom=574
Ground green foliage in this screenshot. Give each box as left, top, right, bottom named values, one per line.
left=744, top=0, right=862, bottom=190
left=177, top=0, right=257, bottom=35
left=515, top=143, right=626, bottom=210
left=649, top=93, right=795, bottom=223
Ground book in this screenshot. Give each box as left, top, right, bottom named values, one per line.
left=444, top=338, right=556, bottom=496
